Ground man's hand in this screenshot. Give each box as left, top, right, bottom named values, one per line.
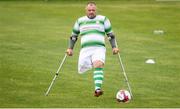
left=112, top=48, right=119, bottom=55
left=66, top=48, right=73, bottom=56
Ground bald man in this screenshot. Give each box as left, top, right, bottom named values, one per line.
left=66, top=2, right=119, bottom=97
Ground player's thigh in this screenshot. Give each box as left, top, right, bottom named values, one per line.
left=92, top=47, right=106, bottom=68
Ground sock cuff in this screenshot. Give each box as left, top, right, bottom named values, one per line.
left=95, top=68, right=103, bottom=71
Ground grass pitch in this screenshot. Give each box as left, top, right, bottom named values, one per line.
left=0, top=0, right=180, bottom=108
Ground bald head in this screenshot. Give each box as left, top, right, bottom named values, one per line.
left=86, top=2, right=97, bottom=19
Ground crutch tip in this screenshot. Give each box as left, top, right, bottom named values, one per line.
left=45, top=93, right=48, bottom=96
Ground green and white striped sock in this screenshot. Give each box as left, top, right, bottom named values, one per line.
left=93, top=68, right=104, bottom=90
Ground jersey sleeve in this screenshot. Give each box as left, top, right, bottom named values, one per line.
left=104, top=17, right=113, bottom=34
left=72, top=20, right=80, bottom=36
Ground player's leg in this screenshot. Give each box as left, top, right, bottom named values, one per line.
left=93, top=61, right=104, bottom=91
left=93, top=61, right=104, bottom=97
left=92, top=47, right=106, bottom=97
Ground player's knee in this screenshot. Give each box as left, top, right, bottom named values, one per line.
left=93, top=60, right=104, bottom=68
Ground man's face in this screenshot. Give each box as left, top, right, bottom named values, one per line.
left=86, top=4, right=96, bottom=19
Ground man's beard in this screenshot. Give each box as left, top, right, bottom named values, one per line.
left=87, top=14, right=96, bottom=19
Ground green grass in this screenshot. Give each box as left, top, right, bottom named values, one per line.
left=0, top=0, right=180, bottom=108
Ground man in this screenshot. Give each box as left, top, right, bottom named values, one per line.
left=66, top=2, right=119, bottom=97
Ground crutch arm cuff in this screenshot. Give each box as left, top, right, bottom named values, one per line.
left=107, top=33, right=116, bottom=48
left=68, top=35, right=78, bottom=49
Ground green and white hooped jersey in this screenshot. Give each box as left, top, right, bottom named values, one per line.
left=72, top=15, right=113, bottom=48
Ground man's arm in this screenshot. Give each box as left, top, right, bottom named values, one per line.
left=104, top=17, right=119, bottom=54
left=66, top=35, right=78, bottom=56
left=66, top=20, right=80, bottom=56
left=107, top=33, right=119, bottom=55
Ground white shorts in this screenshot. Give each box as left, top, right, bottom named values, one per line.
left=78, top=46, right=106, bottom=74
